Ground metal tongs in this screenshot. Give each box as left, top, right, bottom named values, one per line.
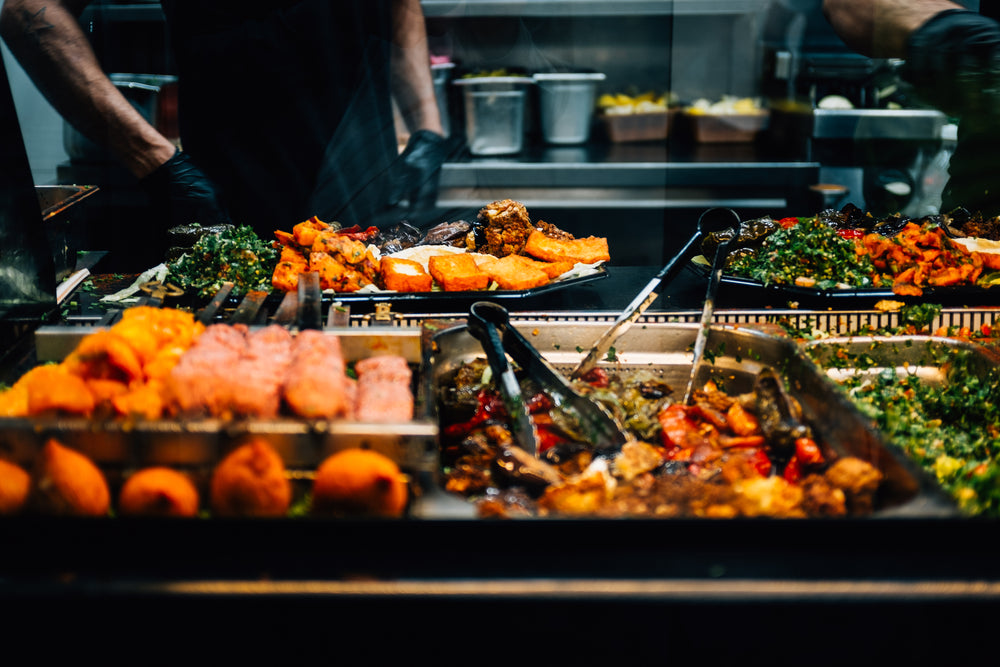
left=571, top=207, right=742, bottom=380
left=466, top=301, right=627, bottom=457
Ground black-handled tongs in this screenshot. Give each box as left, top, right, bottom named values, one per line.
left=466, top=301, right=627, bottom=456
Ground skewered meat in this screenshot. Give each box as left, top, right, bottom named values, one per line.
left=353, top=355, right=414, bottom=422
left=165, top=323, right=291, bottom=418
left=283, top=329, right=352, bottom=419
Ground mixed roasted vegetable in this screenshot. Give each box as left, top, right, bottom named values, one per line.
left=438, top=359, right=883, bottom=519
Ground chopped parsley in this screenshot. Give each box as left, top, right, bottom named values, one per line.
left=727, top=217, right=875, bottom=289
left=167, top=225, right=278, bottom=299
left=812, top=343, right=1000, bottom=516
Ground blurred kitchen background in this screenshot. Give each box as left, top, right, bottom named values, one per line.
left=1, top=0, right=978, bottom=270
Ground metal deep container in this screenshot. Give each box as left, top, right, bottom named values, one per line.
left=431, top=62, right=455, bottom=138
left=454, top=76, right=533, bottom=156
left=63, top=73, right=178, bottom=162
left=533, top=72, right=606, bottom=144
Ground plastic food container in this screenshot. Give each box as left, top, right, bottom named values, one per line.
left=454, top=76, right=533, bottom=156
left=600, top=110, right=675, bottom=143
left=532, top=72, right=606, bottom=144
left=63, top=74, right=178, bottom=161
left=685, top=111, right=770, bottom=143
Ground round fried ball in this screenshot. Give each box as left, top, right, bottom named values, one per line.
left=0, top=459, right=31, bottom=515
left=312, top=448, right=408, bottom=518
left=30, top=438, right=110, bottom=516
left=210, top=439, right=291, bottom=517
left=119, top=467, right=200, bottom=517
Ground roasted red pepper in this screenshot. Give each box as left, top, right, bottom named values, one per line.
left=749, top=448, right=772, bottom=477
left=783, top=456, right=802, bottom=483
left=443, top=389, right=506, bottom=438
left=579, top=367, right=610, bottom=388
left=835, top=228, right=865, bottom=240
left=335, top=224, right=380, bottom=241
left=777, top=217, right=800, bottom=229
left=794, top=437, right=824, bottom=466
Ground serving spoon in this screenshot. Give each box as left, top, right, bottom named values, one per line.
left=682, top=208, right=741, bottom=404
left=570, top=206, right=742, bottom=380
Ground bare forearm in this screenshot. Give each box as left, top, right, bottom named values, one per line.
left=822, top=0, right=963, bottom=57
left=389, top=0, right=442, bottom=135
left=0, top=0, right=175, bottom=177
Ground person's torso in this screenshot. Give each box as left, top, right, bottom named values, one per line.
left=160, top=0, right=398, bottom=233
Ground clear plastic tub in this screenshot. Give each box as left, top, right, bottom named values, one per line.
left=533, top=72, right=605, bottom=144
left=454, top=77, right=533, bottom=155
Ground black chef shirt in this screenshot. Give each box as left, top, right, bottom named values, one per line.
left=904, top=4, right=1000, bottom=215
left=160, top=0, right=398, bottom=236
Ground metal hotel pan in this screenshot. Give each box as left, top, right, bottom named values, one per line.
left=0, top=327, right=438, bottom=481
left=426, top=320, right=959, bottom=517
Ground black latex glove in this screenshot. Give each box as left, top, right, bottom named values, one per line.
left=390, top=129, right=448, bottom=222
left=140, top=148, right=232, bottom=229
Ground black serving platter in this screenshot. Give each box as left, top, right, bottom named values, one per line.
left=326, top=263, right=607, bottom=303
left=686, top=260, right=998, bottom=309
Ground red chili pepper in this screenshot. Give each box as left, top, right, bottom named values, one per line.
left=835, top=228, right=865, bottom=240
left=794, top=437, right=824, bottom=466
left=777, top=217, right=799, bottom=229
left=783, top=456, right=802, bottom=483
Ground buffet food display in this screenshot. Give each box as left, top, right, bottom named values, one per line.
left=166, top=199, right=609, bottom=301
left=693, top=203, right=1000, bottom=305
left=2, top=199, right=999, bottom=525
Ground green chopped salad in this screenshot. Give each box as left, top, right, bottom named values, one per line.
left=813, top=342, right=1000, bottom=516
left=727, top=217, right=876, bottom=289
left=167, top=225, right=278, bottom=299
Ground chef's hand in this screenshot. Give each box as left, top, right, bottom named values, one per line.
left=140, top=148, right=232, bottom=229
left=391, top=129, right=448, bottom=224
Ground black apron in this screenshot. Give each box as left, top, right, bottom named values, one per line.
left=905, top=6, right=1000, bottom=215
left=161, top=0, right=398, bottom=235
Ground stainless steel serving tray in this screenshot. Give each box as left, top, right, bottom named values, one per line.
left=802, top=334, right=1000, bottom=384
left=426, top=320, right=959, bottom=517
left=1, top=327, right=437, bottom=475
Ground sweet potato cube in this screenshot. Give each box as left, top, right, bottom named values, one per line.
left=428, top=253, right=490, bottom=291
left=380, top=257, right=433, bottom=292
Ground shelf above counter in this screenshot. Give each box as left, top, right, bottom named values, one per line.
left=83, top=0, right=764, bottom=22
left=423, top=0, right=762, bottom=17
left=438, top=142, right=820, bottom=210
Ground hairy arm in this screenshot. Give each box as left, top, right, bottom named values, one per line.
left=389, top=0, right=443, bottom=136
left=0, top=0, right=175, bottom=177
left=822, top=0, right=963, bottom=58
